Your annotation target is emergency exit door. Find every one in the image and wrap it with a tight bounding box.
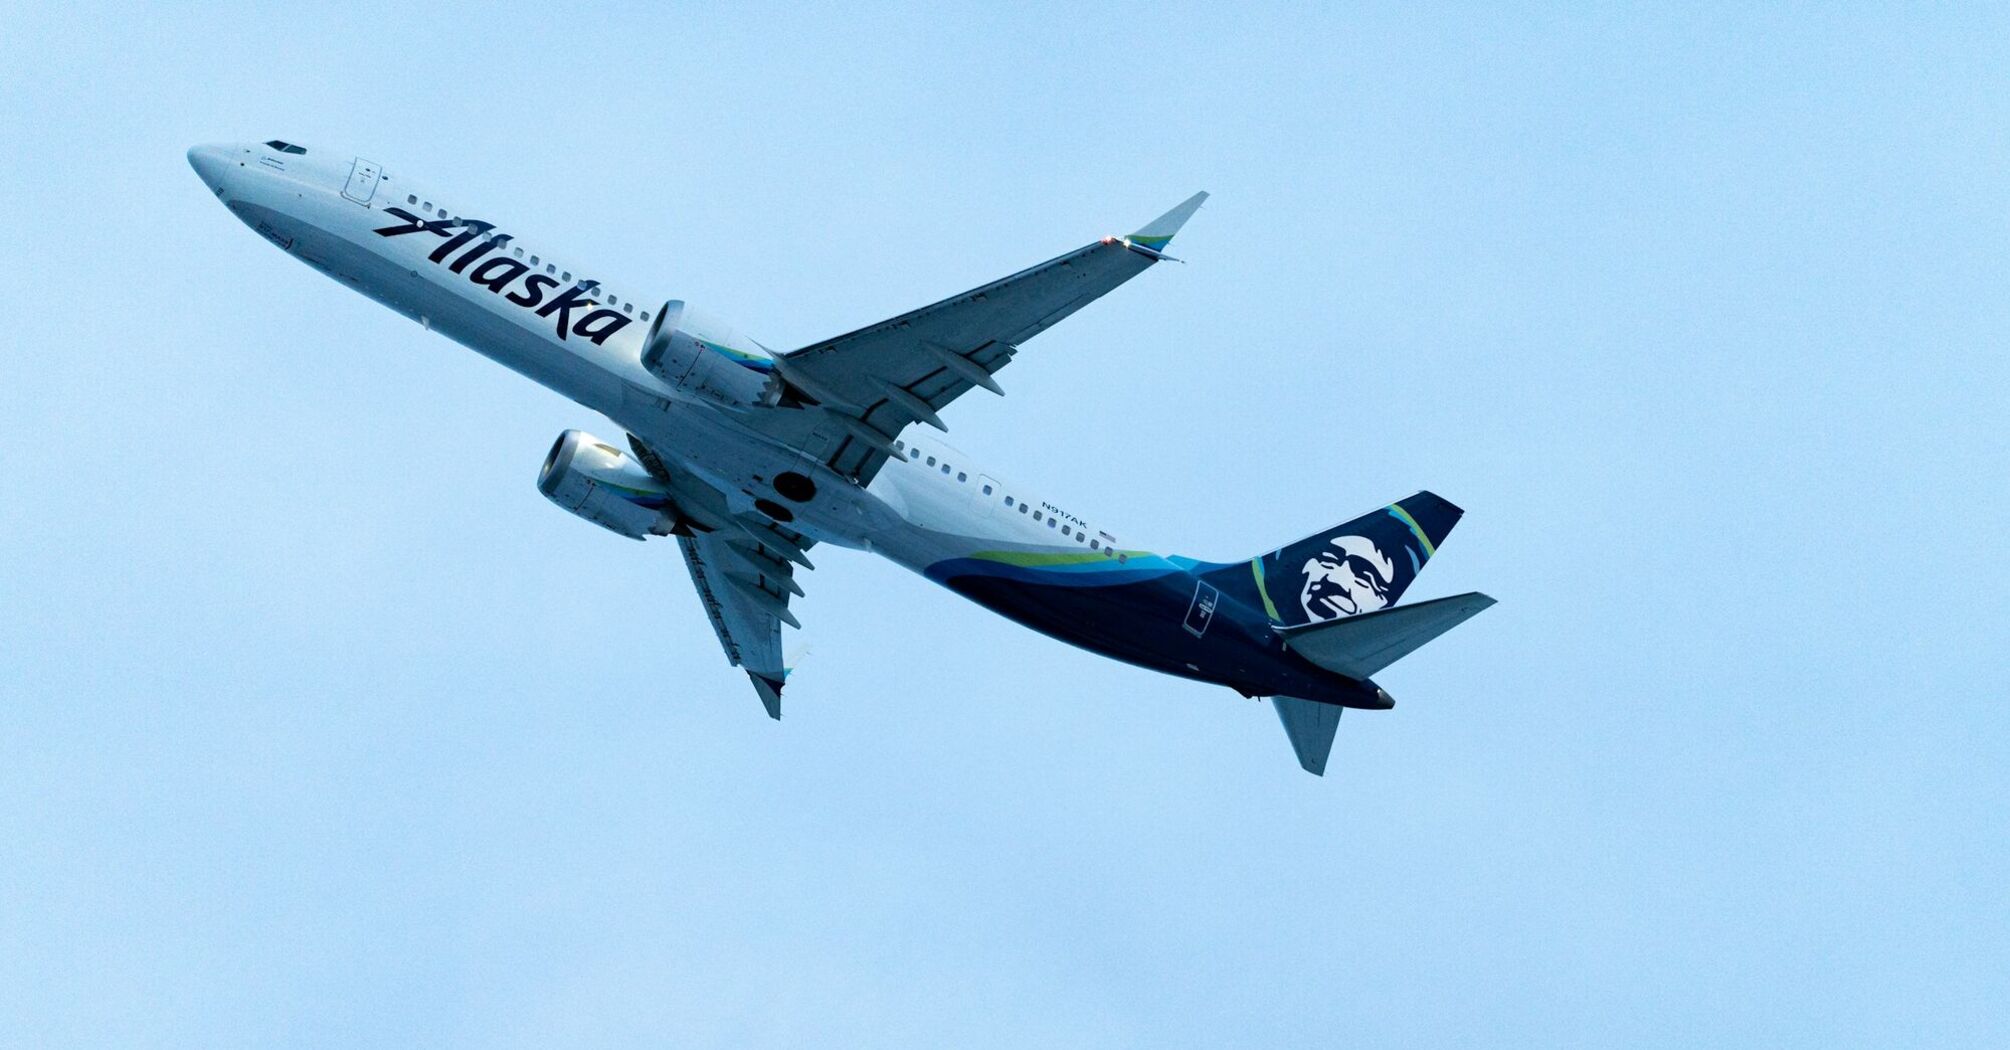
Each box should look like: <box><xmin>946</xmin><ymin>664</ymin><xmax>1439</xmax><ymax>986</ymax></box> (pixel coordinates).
<box><xmin>342</xmin><ymin>158</ymin><xmax>381</xmax><ymax>204</ymax></box>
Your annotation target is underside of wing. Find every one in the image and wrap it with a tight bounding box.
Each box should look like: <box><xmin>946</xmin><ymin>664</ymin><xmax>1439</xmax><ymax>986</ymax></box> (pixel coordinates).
<box><xmin>626</xmin><ymin>434</ymin><xmax>812</xmax><ymax>720</ymax></box>
<box><xmin>765</xmin><ymin>192</ymin><xmax>1207</xmax><ymax>484</ymax></box>
<box><xmin>676</xmin><ymin>529</ymin><xmax>802</xmax><ymax>718</ymax></box>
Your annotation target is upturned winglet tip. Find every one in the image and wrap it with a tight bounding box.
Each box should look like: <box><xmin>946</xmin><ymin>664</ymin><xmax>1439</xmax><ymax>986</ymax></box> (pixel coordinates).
<box><xmin>749</xmin><ymin>672</ymin><xmax>785</xmax><ymax>720</ymax></box>
<box><xmin>1127</xmin><ymin>191</ymin><xmax>1209</xmax><ymax>251</ymax></box>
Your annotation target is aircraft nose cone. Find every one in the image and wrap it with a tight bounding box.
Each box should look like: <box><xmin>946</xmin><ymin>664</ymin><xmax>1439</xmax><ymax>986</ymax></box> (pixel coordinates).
<box><xmin>187</xmin><ymin>144</ymin><xmax>234</xmax><ymax>194</ymax></box>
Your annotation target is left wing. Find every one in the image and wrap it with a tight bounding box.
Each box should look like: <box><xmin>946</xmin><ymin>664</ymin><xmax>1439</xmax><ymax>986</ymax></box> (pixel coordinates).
<box><xmin>676</xmin><ymin>528</ymin><xmax>804</xmax><ymax>719</ymax></box>
<box><xmin>765</xmin><ymin>192</ymin><xmax>1208</xmax><ymax>484</ymax></box>
<box><xmin>629</xmin><ymin>434</ymin><xmax>810</xmax><ymax>719</ymax></box>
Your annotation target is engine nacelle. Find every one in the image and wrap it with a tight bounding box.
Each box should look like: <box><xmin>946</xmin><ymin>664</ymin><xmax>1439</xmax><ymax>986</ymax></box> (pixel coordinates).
<box><xmin>536</xmin><ymin>430</ymin><xmax>677</xmax><ymax>540</ymax></box>
<box><xmin>640</xmin><ymin>300</ymin><xmax>777</xmax><ymax>410</ymax></box>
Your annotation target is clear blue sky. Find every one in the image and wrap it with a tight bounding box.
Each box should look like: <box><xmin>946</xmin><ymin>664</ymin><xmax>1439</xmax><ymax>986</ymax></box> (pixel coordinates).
<box><xmin>3</xmin><ymin>3</ymin><xmax>2005</xmax><ymax>1045</ymax></box>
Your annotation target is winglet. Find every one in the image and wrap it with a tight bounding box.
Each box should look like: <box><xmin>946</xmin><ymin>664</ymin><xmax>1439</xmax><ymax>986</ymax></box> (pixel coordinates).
<box><xmin>1125</xmin><ymin>191</ymin><xmax>1209</xmax><ymax>254</ymax></box>
<box><xmin>748</xmin><ymin>672</ymin><xmax>784</xmax><ymax>720</ymax></box>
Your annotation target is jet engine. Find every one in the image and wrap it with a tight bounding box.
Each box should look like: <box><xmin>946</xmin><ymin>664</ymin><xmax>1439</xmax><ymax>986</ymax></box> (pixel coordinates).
<box><xmin>640</xmin><ymin>300</ymin><xmax>777</xmax><ymax>410</ymax></box>
<box><xmin>536</xmin><ymin>429</ymin><xmax>678</xmax><ymax>540</ymax></box>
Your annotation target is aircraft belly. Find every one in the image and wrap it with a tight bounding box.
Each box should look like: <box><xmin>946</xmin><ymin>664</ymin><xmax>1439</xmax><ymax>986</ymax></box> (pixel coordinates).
<box><xmin>927</xmin><ymin>560</ymin><xmax>1368</xmax><ymax>706</ymax></box>
<box><xmin>613</xmin><ymin>399</ymin><xmax>893</xmax><ymax>552</ymax></box>
<box><xmin>235</xmin><ymin>201</ymin><xmax>625</xmax><ymax>412</ymax></box>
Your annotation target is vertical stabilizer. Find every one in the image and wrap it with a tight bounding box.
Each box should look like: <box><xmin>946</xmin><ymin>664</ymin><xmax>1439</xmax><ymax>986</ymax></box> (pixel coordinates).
<box><xmin>1197</xmin><ymin>492</ymin><xmax>1464</xmax><ymax>628</ymax></box>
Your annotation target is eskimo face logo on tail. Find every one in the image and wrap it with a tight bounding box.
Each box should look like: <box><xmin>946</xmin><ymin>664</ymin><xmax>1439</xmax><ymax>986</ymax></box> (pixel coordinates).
<box><xmin>1298</xmin><ymin>535</ymin><xmax>1394</xmax><ymax>621</ymax></box>
<box><xmin>372</xmin><ymin>208</ymin><xmax>634</xmax><ymax>346</ymax></box>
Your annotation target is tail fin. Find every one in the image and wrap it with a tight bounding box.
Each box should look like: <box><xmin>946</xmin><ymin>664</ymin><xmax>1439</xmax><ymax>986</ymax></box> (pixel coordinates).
<box><xmin>1198</xmin><ymin>491</ymin><xmax>1464</xmax><ymax>628</ymax></box>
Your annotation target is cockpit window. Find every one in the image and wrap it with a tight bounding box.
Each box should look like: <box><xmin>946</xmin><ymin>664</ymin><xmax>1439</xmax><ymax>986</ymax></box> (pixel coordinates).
<box><xmin>263</xmin><ymin>140</ymin><xmax>307</xmax><ymax>155</ymax></box>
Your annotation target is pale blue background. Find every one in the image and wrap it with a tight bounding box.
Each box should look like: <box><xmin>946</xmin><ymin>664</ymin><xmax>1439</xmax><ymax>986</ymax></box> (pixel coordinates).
<box><xmin>3</xmin><ymin>3</ymin><xmax>2005</xmax><ymax>1046</ymax></box>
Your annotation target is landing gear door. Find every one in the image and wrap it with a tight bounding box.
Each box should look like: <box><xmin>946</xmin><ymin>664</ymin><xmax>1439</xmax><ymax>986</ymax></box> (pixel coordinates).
<box><xmin>342</xmin><ymin>158</ymin><xmax>382</xmax><ymax>205</ymax></box>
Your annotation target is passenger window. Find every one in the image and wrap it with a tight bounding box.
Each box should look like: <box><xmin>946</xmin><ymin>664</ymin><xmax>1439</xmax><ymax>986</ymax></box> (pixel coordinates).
<box><xmin>1061</xmin><ymin>526</ymin><xmax>1071</xmax><ymax>537</ymax></box>
<box><xmin>982</xmin><ymin>485</ymin><xmax>993</xmax><ymax>495</ymax></box>
<box><xmin>1032</xmin><ymin>511</ymin><xmax>1042</xmax><ymax>521</ymax></box>
<box><xmin>406</xmin><ymin>194</ymin><xmax>417</xmax><ymax>205</ymax></box>
<box><xmin>1048</xmin><ymin>518</ymin><xmax>1058</xmax><ymax>529</ymax></box>
<box><xmin>1002</xmin><ymin>495</ymin><xmax>1012</xmax><ymax>506</ymax></box>
<box><xmin>1089</xmin><ymin>539</ymin><xmax>1099</xmax><ymax>550</ymax></box>
<box><xmin>1118</xmin><ymin>554</ymin><xmax>1129</xmax><ymax>563</ymax></box>
<box><xmin>1019</xmin><ymin>503</ymin><xmax>1029</xmax><ymax>514</ymax></box>
<box><xmin>562</xmin><ymin>272</ymin><xmax>571</xmax><ymax>282</ymax></box>
<box><xmin>957</xmin><ymin>472</ymin><xmax>967</xmax><ymax>482</ymax></box>
<box><xmin>940</xmin><ymin>464</ymin><xmax>950</xmax><ymax>475</ymax></box>
<box><xmin>546</xmin><ymin>264</ymin><xmax>557</xmax><ymax>275</ymax></box>
<box><xmin>926</xmin><ymin>456</ymin><xmax>936</xmax><ymax>466</ymax></box>
<box><xmin>437</xmin><ymin>209</ymin><xmax>447</xmax><ymax>219</ymax></box>
<box><xmin>530</xmin><ymin>256</ymin><xmax>540</xmax><ymax>266</ymax></box>
<box><xmin>422</xmin><ymin>201</ymin><xmax>432</xmax><ymax>211</ymax></box>
<box><xmin>641</xmin><ymin>310</ymin><xmax>650</xmax><ymax>321</ymax></box>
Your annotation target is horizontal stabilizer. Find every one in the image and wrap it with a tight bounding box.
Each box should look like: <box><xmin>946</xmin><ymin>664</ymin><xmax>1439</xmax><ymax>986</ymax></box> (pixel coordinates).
<box><xmin>1273</xmin><ymin>697</ymin><xmax>1342</xmax><ymax>775</ymax></box>
<box><xmin>1277</xmin><ymin>592</ymin><xmax>1496</xmax><ymax>680</ymax></box>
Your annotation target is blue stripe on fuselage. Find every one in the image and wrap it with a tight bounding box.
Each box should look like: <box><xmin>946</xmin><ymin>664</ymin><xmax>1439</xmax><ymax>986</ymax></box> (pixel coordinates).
<box><xmin>926</xmin><ymin>557</ymin><xmax>1382</xmax><ymax>707</ymax></box>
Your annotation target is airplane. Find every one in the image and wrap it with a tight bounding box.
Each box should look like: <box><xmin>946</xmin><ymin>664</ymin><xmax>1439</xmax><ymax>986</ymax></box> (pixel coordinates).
<box><xmin>187</xmin><ymin>139</ymin><xmax>1494</xmax><ymax>775</ymax></box>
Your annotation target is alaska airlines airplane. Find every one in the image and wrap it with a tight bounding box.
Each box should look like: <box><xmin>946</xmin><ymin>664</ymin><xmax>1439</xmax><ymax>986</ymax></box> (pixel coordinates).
<box><xmin>188</xmin><ymin>139</ymin><xmax>1493</xmax><ymax>775</ymax></box>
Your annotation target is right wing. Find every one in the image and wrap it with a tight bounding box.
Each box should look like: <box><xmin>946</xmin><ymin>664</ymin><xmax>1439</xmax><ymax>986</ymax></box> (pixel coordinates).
<box><xmin>764</xmin><ymin>192</ymin><xmax>1208</xmax><ymax>485</ymax></box>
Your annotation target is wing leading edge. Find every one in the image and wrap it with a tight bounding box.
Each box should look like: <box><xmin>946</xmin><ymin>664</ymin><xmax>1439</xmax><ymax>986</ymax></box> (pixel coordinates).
<box><xmin>765</xmin><ymin>192</ymin><xmax>1208</xmax><ymax>484</ymax></box>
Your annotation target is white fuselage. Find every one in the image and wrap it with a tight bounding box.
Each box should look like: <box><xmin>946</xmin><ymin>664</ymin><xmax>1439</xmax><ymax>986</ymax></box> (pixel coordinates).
<box><xmin>187</xmin><ymin>143</ymin><xmax>1135</xmax><ymax>576</ymax></box>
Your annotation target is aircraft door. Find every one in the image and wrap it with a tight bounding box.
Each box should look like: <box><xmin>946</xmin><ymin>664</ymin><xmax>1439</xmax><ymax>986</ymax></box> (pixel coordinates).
<box><xmin>970</xmin><ymin>474</ymin><xmax>1003</xmax><ymax>519</ymax></box>
<box><xmin>342</xmin><ymin>158</ymin><xmax>382</xmax><ymax>204</ymax></box>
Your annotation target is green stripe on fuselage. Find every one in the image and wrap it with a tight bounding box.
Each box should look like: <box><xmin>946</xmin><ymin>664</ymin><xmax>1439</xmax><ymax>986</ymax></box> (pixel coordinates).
<box><xmin>969</xmin><ymin>549</ymin><xmax>1151</xmax><ymax>569</ymax></box>
<box><xmin>1250</xmin><ymin>557</ymin><xmax>1282</xmax><ymax>621</ymax></box>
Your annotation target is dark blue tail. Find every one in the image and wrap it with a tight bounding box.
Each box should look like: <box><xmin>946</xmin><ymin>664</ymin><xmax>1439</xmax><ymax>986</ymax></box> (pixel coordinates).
<box><xmin>1194</xmin><ymin>492</ymin><xmax>1464</xmax><ymax>627</ymax></box>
